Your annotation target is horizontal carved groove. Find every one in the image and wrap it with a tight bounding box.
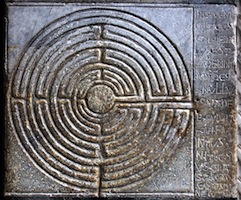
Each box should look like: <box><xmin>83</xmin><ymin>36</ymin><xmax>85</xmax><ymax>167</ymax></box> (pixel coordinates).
<box><xmin>9</xmin><ymin>8</ymin><xmax>192</xmax><ymax>192</ymax></box>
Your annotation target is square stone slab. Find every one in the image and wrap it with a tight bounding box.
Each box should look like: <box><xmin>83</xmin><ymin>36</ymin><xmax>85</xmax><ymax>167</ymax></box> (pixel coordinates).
<box><xmin>4</xmin><ymin>1</ymin><xmax>238</xmax><ymax>199</ymax></box>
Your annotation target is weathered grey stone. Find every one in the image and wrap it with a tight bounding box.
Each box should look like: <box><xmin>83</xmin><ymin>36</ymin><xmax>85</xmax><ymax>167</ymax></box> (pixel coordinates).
<box><xmin>194</xmin><ymin>5</ymin><xmax>237</xmax><ymax>198</ymax></box>
<box><xmin>4</xmin><ymin>1</ymin><xmax>238</xmax><ymax>199</ymax></box>
<box><xmin>4</xmin><ymin>0</ymin><xmax>239</xmax><ymax>4</ymax></box>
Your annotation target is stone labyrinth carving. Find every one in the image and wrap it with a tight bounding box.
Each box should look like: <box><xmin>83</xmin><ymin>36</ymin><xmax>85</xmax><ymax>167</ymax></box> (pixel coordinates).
<box><xmin>9</xmin><ymin>8</ymin><xmax>193</xmax><ymax>193</ymax></box>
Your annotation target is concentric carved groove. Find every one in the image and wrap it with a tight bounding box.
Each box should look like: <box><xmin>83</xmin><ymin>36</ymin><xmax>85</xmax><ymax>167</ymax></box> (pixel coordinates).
<box><xmin>8</xmin><ymin>8</ymin><xmax>192</xmax><ymax>195</ymax></box>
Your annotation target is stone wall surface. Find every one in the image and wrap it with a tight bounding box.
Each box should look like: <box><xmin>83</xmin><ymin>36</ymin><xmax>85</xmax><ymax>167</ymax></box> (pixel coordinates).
<box><xmin>4</xmin><ymin>0</ymin><xmax>239</xmax><ymax>199</ymax></box>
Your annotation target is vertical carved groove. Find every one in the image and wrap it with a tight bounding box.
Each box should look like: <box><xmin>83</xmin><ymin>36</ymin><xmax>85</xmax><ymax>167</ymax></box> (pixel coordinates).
<box><xmin>7</xmin><ymin>8</ymin><xmax>193</xmax><ymax>196</ymax></box>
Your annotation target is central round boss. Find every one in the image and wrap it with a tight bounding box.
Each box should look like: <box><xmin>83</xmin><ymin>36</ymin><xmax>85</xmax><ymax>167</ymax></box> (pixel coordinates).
<box><xmin>9</xmin><ymin>7</ymin><xmax>192</xmax><ymax>193</ymax></box>
<box><xmin>86</xmin><ymin>84</ymin><xmax>115</xmax><ymax>114</ymax></box>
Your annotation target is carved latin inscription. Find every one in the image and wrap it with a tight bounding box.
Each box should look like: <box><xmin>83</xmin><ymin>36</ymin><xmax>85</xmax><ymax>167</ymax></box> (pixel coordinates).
<box><xmin>194</xmin><ymin>6</ymin><xmax>236</xmax><ymax>197</ymax></box>
<box><xmin>6</xmin><ymin>4</ymin><xmax>237</xmax><ymax>198</ymax></box>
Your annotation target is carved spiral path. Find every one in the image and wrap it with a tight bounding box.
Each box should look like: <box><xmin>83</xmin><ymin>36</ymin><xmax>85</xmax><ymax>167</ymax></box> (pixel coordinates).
<box><xmin>9</xmin><ymin>8</ymin><xmax>193</xmax><ymax>195</ymax></box>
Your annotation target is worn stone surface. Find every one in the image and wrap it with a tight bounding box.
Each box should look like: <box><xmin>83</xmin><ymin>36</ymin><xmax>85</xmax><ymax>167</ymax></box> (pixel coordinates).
<box><xmin>4</xmin><ymin>2</ymin><xmax>237</xmax><ymax>199</ymax></box>
<box><xmin>236</xmin><ymin>1</ymin><xmax>241</xmax><ymax>200</ymax></box>
<box><xmin>194</xmin><ymin>5</ymin><xmax>237</xmax><ymax>198</ymax></box>
<box><xmin>4</xmin><ymin>0</ymin><xmax>239</xmax><ymax>4</ymax></box>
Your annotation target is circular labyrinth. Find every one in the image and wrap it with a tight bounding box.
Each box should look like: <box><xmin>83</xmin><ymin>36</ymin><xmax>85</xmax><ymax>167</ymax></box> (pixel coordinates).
<box><xmin>9</xmin><ymin>8</ymin><xmax>192</xmax><ymax>194</ymax></box>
